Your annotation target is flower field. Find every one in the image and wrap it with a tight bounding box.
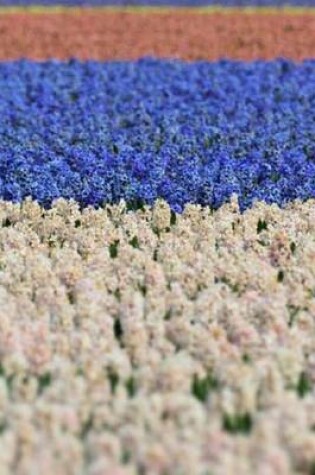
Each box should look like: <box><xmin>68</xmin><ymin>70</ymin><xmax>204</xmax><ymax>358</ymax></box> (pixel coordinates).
<box><xmin>0</xmin><ymin>2</ymin><xmax>315</xmax><ymax>475</ymax></box>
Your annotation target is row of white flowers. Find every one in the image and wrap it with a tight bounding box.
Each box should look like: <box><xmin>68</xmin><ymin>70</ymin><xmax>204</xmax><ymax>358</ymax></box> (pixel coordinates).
<box><xmin>0</xmin><ymin>196</ymin><xmax>314</xmax><ymax>474</ymax></box>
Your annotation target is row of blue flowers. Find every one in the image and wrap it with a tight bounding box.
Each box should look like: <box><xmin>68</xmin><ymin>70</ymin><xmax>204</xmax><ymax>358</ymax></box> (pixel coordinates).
<box><xmin>0</xmin><ymin>58</ymin><xmax>314</xmax><ymax>212</ymax></box>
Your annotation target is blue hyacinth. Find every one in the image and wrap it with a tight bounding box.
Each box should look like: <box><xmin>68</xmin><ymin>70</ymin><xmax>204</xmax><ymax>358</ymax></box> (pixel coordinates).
<box><xmin>0</xmin><ymin>58</ymin><xmax>314</xmax><ymax>212</ymax></box>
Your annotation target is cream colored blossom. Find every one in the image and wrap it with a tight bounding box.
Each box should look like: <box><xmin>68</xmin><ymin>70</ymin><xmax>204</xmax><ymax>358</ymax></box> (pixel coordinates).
<box><xmin>0</xmin><ymin>198</ymin><xmax>314</xmax><ymax>474</ymax></box>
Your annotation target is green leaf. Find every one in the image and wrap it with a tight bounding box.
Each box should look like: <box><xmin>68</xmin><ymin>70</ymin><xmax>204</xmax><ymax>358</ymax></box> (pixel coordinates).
<box><xmin>170</xmin><ymin>211</ymin><xmax>177</xmax><ymax>226</ymax></box>
<box><xmin>192</xmin><ymin>373</ymin><xmax>219</xmax><ymax>402</ymax></box>
<box><xmin>113</xmin><ymin>318</ymin><xmax>123</xmax><ymax>341</ymax></box>
<box><xmin>277</xmin><ymin>270</ymin><xmax>284</xmax><ymax>283</ymax></box>
<box><xmin>125</xmin><ymin>376</ymin><xmax>136</xmax><ymax>397</ymax></box>
<box><xmin>129</xmin><ymin>236</ymin><xmax>140</xmax><ymax>249</ymax></box>
<box><xmin>38</xmin><ymin>372</ymin><xmax>52</xmax><ymax>394</ymax></box>
<box><xmin>223</xmin><ymin>413</ymin><xmax>253</xmax><ymax>434</ymax></box>
<box><xmin>257</xmin><ymin>218</ymin><xmax>267</xmax><ymax>234</ymax></box>
<box><xmin>109</xmin><ymin>240</ymin><xmax>120</xmax><ymax>258</ymax></box>
<box><xmin>297</xmin><ymin>372</ymin><xmax>312</xmax><ymax>398</ymax></box>
<box><xmin>108</xmin><ymin>370</ymin><xmax>119</xmax><ymax>395</ymax></box>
